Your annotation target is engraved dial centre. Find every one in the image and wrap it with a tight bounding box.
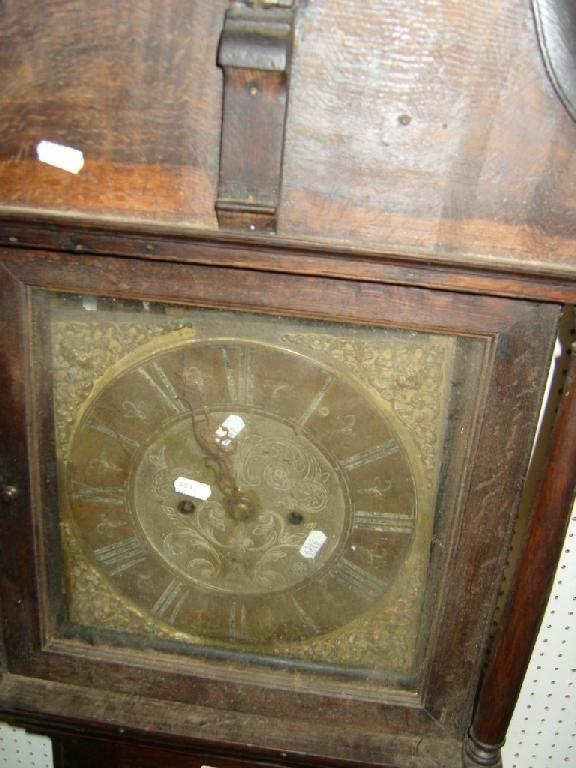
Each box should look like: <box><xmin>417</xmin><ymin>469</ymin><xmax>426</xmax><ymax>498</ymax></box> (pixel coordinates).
<box><xmin>131</xmin><ymin>409</ymin><xmax>349</xmax><ymax>595</ymax></box>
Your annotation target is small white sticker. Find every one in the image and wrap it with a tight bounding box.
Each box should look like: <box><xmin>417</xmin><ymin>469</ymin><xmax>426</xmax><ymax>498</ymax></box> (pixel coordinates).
<box><xmin>36</xmin><ymin>140</ymin><xmax>85</xmax><ymax>174</ymax></box>
<box><xmin>174</xmin><ymin>476</ymin><xmax>211</xmax><ymax>501</ymax></box>
<box><xmin>299</xmin><ymin>530</ymin><xmax>327</xmax><ymax>560</ymax></box>
<box><xmin>215</xmin><ymin>414</ymin><xmax>245</xmax><ymax>446</ymax></box>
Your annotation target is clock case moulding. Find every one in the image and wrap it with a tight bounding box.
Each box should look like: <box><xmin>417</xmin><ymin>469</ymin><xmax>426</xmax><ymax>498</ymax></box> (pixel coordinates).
<box><xmin>0</xmin><ymin>242</ymin><xmax>567</xmax><ymax>768</ymax></box>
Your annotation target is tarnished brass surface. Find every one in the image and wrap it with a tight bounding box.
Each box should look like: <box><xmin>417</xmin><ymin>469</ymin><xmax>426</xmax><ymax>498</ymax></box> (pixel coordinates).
<box><xmin>48</xmin><ymin>297</ymin><xmax>456</xmax><ymax>679</ymax></box>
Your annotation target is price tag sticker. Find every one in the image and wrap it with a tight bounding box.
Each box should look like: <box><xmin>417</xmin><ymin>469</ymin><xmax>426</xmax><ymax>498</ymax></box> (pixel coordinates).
<box><xmin>300</xmin><ymin>530</ymin><xmax>327</xmax><ymax>560</ymax></box>
<box><xmin>174</xmin><ymin>476</ymin><xmax>212</xmax><ymax>501</ymax></box>
<box><xmin>36</xmin><ymin>140</ymin><xmax>85</xmax><ymax>174</ymax></box>
<box><xmin>215</xmin><ymin>414</ymin><xmax>246</xmax><ymax>446</ymax></box>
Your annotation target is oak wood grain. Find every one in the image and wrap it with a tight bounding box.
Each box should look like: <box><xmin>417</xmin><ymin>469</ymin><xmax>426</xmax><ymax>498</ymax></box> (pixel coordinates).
<box><xmin>0</xmin><ymin>673</ymin><xmax>462</xmax><ymax>768</ymax></box>
<box><xmin>1</xmin><ymin>213</ymin><xmax>576</xmax><ymax>304</ymax></box>
<box><xmin>0</xmin><ymin>247</ymin><xmax>549</xmax><ymax>336</ymax></box>
<box><xmin>0</xmin><ymin>1</ymin><xmax>575</xmax><ymax>274</ymax></box>
<box><xmin>0</xmin><ymin>248</ymin><xmax>560</xmax><ymax>768</ymax></box>
<box><xmin>469</xmin><ymin>344</ymin><xmax>576</xmax><ymax>749</ymax></box>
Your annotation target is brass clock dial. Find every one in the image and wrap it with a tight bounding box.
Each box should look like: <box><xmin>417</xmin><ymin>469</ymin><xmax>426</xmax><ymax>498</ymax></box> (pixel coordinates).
<box><xmin>66</xmin><ymin>334</ymin><xmax>419</xmax><ymax>645</ymax></box>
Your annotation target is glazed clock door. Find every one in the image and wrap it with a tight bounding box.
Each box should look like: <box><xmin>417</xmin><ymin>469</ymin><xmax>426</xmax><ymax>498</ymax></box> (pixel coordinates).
<box><xmin>0</xmin><ymin>249</ymin><xmax>559</xmax><ymax>767</ymax></box>
<box><xmin>51</xmin><ymin>298</ymin><xmax>440</xmax><ymax>681</ymax></box>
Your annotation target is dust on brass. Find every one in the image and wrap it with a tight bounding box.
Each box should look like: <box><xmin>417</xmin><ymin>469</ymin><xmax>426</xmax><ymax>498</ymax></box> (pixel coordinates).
<box><xmin>47</xmin><ymin>296</ymin><xmax>455</xmax><ymax>678</ymax></box>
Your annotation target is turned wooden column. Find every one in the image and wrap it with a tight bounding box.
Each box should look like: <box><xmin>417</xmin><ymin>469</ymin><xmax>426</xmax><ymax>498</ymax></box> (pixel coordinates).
<box><xmin>464</xmin><ymin>343</ymin><xmax>576</xmax><ymax>766</ymax></box>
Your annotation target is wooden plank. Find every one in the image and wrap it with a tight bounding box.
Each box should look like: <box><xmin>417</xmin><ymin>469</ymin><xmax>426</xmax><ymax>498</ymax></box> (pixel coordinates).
<box><xmin>0</xmin><ymin>1</ymin><xmax>574</xmax><ymax>273</ymax></box>
<box><xmin>0</xmin><ymin>248</ymin><xmax>545</xmax><ymax>336</ymax></box>
<box><xmin>421</xmin><ymin>302</ymin><xmax>561</xmax><ymax>734</ymax></box>
<box><xmin>0</xmin><ymin>674</ymin><xmax>462</xmax><ymax>768</ymax></box>
<box><xmin>1</xmin><ymin>215</ymin><xmax>575</xmax><ymax>304</ymax></box>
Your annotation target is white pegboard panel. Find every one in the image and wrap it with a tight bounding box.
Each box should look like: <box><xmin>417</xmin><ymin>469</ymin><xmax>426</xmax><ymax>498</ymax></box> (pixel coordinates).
<box><xmin>0</xmin><ymin>724</ymin><xmax>52</xmax><ymax>768</ymax></box>
<box><xmin>502</xmin><ymin>503</ymin><xmax>576</xmax><ymax>768</ymax></box>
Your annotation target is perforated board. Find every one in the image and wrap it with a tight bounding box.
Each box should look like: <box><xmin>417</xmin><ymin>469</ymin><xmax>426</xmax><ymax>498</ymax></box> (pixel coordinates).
<box><xmin>0</xmin><ymin>724</ymin><xmax>52</xmax><ymax>768</ymax></box>
<box><xmin>502</xmin><ymin>503</ymin><xmax>576</xmax><ymax>767</ymax></box>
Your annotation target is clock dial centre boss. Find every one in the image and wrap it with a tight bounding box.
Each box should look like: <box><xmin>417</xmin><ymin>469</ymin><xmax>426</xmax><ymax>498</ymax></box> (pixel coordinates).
<box><xmin>55</xmin><ymin>302</ymin><xmax>451</xmax><ymax>671</ymax></box>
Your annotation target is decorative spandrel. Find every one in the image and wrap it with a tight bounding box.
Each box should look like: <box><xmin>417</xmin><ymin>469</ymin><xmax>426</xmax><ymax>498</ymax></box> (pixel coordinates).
<box><xmin>44</xmin><ymin>295</ymin><xmax>460</xmax><ymax>682</ymax></box>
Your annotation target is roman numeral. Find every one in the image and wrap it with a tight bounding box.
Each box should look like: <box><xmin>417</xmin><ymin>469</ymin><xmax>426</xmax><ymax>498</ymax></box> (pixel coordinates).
<box><xmin>138</xmin><ymin>361</ymin><xmax>186</xmax><ymax>414</ymax></box>
<box><xmin>340</xmin><ymin>439</ymin><xmax>399</xmax><ymax>472</ymax></box>
<box><xmin>93</xmin><ymin>536</ymin><xmax>147</xmax><ymax>575</ymax></box>
<box><xmin>292</xmin><ymin>597</ymin><xmax>320</xmax><ymax>634</ymax></box>
<box><xmin>72</xmin><ymin>485</ymin><xmax>126</xmax><ymax>506</ymax></box>
<box><xmin>332</xmin><ymin>558</ymin><xmax>384</xmax><ymax>600</ymax></box>
<box><xmin>89</xmin><ymin>422</ymin><xmax>140</xmax><ymax>450</ymax></box>
<box><xmin>151</xmin><ymin>579</ymin><xmax>188</xmax><ymax>623</ymax></box>
<box><xmin>353</xmin><ymin>510</ymin><xmax>413</xmax><ymax>533</ymax></box>
<box><xmin>222</xmin><ymin>347</ymin><xmax>254</xmax><ymax>405</ymax></box>
<box><xmin>228</xmin><ymin>599</ymin><xmax>247</xmax><ymax>641</ymax></box>
<box><xmin>296</xmin><ymin>376</ymin><xmax>334</xmax><ymax>430</ymax></box>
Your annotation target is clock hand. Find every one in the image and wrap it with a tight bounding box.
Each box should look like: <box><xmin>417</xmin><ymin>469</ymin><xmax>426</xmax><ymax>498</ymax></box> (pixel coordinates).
<box><xmin>192</xmin><ymin>407</ymin><xmax>239</xmax><ymax>497</ymax></box>
<box><xmin>191</xmin><ymin>408</ymin><xmax>259</xmax><ymax>522</ymax></box>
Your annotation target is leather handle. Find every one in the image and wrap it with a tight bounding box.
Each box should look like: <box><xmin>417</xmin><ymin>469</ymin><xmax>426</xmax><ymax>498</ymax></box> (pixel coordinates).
<box><xmin>216</xmin><ymin>1</ymin><xmax>298</xmax><ymax>234</ymax></box>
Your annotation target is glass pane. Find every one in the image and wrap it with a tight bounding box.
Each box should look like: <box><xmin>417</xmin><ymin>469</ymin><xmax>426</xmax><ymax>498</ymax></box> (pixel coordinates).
<box><xmin>36</xmin><ymin>291</ymin><xmax>481</xmax><ymax>690</ymax></box>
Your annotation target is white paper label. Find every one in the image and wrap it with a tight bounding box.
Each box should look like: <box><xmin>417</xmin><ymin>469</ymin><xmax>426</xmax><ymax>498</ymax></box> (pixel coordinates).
<box><xmin>299</xmin><ymin>530</ymin><xmax>327</xmax><ymax>560</ymax></box>
<box><xmin>173</xmin><ymin>476</ymin><xmax>211</xmax><ymax>501</ymax></box>
<box><xmin>36</xmin><ymin>140</ymin><xmax>85</xmax><ymax>174</ymax></box>
<box><xmin>215</xmin><ymin>414</ymin><xmax>245</xmax><ymax>446</ymax></box>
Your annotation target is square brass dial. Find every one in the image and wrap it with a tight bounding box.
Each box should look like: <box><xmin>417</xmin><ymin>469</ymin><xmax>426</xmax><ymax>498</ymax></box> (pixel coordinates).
<box><xmin>44</xmin><ymin>292</ymin><xmax>465</xmax><ymax>688</ymax></box>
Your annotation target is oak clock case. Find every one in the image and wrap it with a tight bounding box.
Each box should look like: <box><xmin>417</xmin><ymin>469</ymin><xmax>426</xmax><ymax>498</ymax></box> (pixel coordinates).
<box><xmin>0</xmin><ymin>250</ymin><xmax>560</xmax><ymax>768</ymax></box>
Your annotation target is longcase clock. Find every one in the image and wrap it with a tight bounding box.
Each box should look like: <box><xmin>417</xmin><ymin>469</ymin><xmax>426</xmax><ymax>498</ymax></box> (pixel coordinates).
<box><xmin>1</xmin><ymin>0</ymin><xmax>576</xmax><ymax>767</ymax></box>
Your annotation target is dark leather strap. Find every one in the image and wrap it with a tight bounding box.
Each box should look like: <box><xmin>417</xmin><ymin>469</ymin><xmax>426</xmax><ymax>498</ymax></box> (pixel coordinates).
<box><xmin>533</xmin><ymin>0</ymin><xmax>576</xmax><ymax>121</ymax></box>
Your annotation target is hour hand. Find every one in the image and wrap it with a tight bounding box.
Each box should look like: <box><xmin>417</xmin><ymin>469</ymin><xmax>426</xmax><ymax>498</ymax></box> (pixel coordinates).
<box><xmin>192</xmin><ymin>408</ymin><xmax>239</xmax><ymax>497</ymax></box>
<box><xmin>191</xmin><ymin>409</ymin><xmax>259</xmax><ymax>522</ymax></box>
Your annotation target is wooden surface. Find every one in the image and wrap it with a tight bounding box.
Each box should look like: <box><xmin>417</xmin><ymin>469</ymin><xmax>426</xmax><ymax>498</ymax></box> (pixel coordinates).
<box><xmin>0</xmin><ymin>6</ymin><xmax>573</xmax><ymax>762</ymax></box>
<box><xmin>0</xmin><ymin>0</ymin><xmax>575</xmax><ymax>276</ymax></box>
<box><xmin>0</xmin><ymin>673</ymin><xmax>462</xmax><ymax>768</ymax></box>
<box><xmin>0</xmin><ymin>246</ymin><xmax>560</xmax><ymax>767</ymax></box>
<box><xmin>1</xmin><ymin>213</ymin><xmax>576</xmax><ymax>305</ymax></box>
<box><xmin>47</xmin><ymin>731</ymin><xmax>453</xmax><ymax>768</ymax></box>
<box><xmin>216</xmin><ymin>5</ymin><xmax>294</xmax><ymax>233</ymax></box>
<box><xmin>0</xmin><ymin>0</ymin><xmax>224</xmax><ymax>220</ymax></box>
<box><xmin>468</xmin><ymin>344</ymin><xmax>576</xmax><ymax>754</ymax></box>
<box><xmin>52</xmin><ymin>736</ymin><xmax>292</xmax><ymax>768</ymax></box>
